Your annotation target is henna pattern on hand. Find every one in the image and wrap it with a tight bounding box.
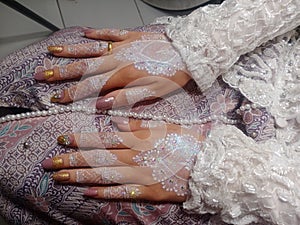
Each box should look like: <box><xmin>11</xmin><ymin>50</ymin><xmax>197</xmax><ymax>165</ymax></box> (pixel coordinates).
<box><xmin>125</xmin><ymin>88</ymin><xmax>156</xmax><ymax>105</ymax></box>
<box><xmin>115</xmin><ymin>40</ymin><xmax>185</xmax><ymax>76</ymax></box>
<box><xmin>75</xmin><ymin>168</ymin><xmax>122</xmax><ymax>184</ymax></box>
<box><xmin>133</xmin><ymin>133</ymin><xmax>201</xmax><ymax>196</ymax></box>
<box><xmin>103</xmin><ymin>185</ymin><xmax>141</xmax><ymax>199</ymax></box>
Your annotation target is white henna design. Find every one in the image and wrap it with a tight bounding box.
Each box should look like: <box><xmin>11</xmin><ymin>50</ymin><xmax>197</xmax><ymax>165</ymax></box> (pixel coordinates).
<box><xmin>133</xmin><ymin>133</ymin><xmax>201</xmax><ymax>196</ymax></box>
<box><xmin>103</xmin><ymin>185</ymin><xmax>141</xmax><ymax>199</ymax></box>
<box><xmin>115</xmin><ymin>40</ymin><xmax>185</xmax><ymax>76</ymax></box>
<box><xmin>125</xmin><ymin>88</ymin><xmax>155</xmax><ymax>105</ymax></box>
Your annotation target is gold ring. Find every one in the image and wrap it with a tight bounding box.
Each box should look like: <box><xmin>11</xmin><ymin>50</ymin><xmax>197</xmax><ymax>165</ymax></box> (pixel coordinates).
<box><xmin>107</xmin><ymin>41</ymin><xmax>113</xmax><ymax>54</ymax></box>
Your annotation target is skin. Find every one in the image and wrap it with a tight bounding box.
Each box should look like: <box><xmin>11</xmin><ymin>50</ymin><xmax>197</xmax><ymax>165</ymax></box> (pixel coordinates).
<box><xmin>38</xmin><ymin>28</ymin><xmax>205</xmax><ymax>202</ymax></box>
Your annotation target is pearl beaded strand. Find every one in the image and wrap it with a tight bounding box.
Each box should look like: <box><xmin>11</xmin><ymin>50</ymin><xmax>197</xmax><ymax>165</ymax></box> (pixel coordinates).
<box><xmin>0</xmin><ymin>106</ymin><xmax>238</xmax><ymax>126</ymax></box>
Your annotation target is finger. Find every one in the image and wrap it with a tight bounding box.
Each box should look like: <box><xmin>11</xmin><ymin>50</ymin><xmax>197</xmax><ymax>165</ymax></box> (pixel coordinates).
<box><xmin>111</xmin><ymin>117</ymin><xmax>166</xmax><ymax>132</ymax></box>
<box><xmin>84</xmin><ymin>28</ymin><xmax>130</xmax><ymax>42</ymax></box>
<box><xmin>56</xmin><ymin>132</ymin><xmax>126</xmax><ymax>148</ymax></box>
<box><xmin>96</xmin><ymin>85</ymin><xmax>157</xmax><ymax>111</ymax></box>
<box><xmin>35</xmin><ymin>55</ymin><xmax>116</xmax><ymax>82</ymax></box>
<box><xmin>50</xmin><ymin>65</ymin><xmax>147</xmax><ymax>103</ymax></box>
<box><xmin>52</xmin><ymin>166</ymin><xmax>155</xmax><ymax>185</ymax></box>
<box><xmin>41</xmin><ymin>149</ymin><xmax>138</xmax><ymax>170</ymax></box>
<box><xmin>95</xmin><ymin>74</ymin><xmax>190</xmax><ymax>111</ymax></box>
<box><xmin>55</xmin><ymin>130</ymin><xmax>154</xmax><ymax>150</ymax></box>
<box><xmin>50</xmin><ymin>73</ymin><xmax>112</xmax><ymax>103</ymax></box>
<box><xmin>84</xmin><ymin>184</ymin><xmax>186</xmax><ymax>202</ymax></box>
<box><xmin>47</xmin><ymin>41</ymin><xmax>108</xmax><ymax>58</ymax></box>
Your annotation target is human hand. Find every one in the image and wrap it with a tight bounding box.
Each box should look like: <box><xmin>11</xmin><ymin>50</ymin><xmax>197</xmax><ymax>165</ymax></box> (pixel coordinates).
<box><xmin>41</xmin><ymin>118</ymin><xmax>209</xmax><ymax>202</ymax></box>
<box><xmin>34</xmin><ymin>29</ymin><xmax>191</xmax><ymax>110</ymax></box>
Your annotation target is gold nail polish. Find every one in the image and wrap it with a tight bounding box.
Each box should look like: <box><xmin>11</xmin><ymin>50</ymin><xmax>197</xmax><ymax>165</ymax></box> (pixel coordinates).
<box><xmin>48</xmin><ymin>46</ymin><xmax>63</xmax><ymax>53</ymax></box>
<box><xmin>53</xmin><ymin>172</ymin><xmax>70</xmax><ymax>181</ymax></box>
<box><xmin>51</xmin><ymin>93</ymin><xmax>61</xmax><ymax>103</ymax></box>
<box><xmin>57</xmin><ymin>135</ymin><xmax>71</xmax><ymax>145</ymax></box>
<box><xmin>44</xmin><ymin>70</ymin><xmax>54</xmax><ymax>79</ymax></box>
<box><xmin>52</xmin><ymin>156</ymin><xmax>63</xmax><ymax>169</ymax></box>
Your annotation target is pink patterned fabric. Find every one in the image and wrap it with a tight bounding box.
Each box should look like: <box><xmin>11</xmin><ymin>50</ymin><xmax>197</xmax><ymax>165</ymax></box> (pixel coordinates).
<box><xmin>0</xmin><ymin>26</ymin><xmax>274</xmax><ymax>224</ymax></box>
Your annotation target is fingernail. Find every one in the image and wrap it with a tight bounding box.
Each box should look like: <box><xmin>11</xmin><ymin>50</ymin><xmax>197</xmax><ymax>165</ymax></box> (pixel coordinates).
<box><xmin>96</xmin><ymin>97</ymin><xmax>115</xmax><ymax>110</ymax></box>
<box><xmin>34</xmin><ymin>69</ymin><xmax>54</xmax><ymax>81</ymax></box>
<box><xmin>83</xmin><ymin>189</ymin><xmax>98</xmax><ymax>196</ymax></box>
<box><xmin>53</xmin><ymin>172</ymin><xmax>70</xmax><ymax>181</ymax></box>
<box><xmin>48</xmin><ymin>46</ymin><xmax>63</xmax><ymax>53</ymax></box>
<box><xmin>50</xmin><ymin>91</ymin><xmax>64</xmax><ymax>103</ymax></box>
<box><xmin>111</xmin><ymin>116</ymin><xmax>129</xmax><ymax>125</ymax></box>
<box><xmin>57</xmin><ymin>134</ymin><xmax>72</xmax><ymax>146</ymax></box>
<box><xmin>84</xmin><ymin>29</ymin><xmax>94</xmax><ymax>35</ymax></box>
<box><xmin>52</xmin><ymin>156</ymin><xmax>64</xmax><ymax>169</ymax></box>
<box><xmin>42</xmin><ymin>158</ymin><xmax>54</xmax><ymax>169</ymax></box>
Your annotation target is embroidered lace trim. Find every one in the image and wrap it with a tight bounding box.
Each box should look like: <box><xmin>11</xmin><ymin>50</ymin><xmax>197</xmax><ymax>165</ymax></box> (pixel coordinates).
<box><xmin>185</xmin><ymin>125</ymin><xmax>300</xmax><ymax>224</ymax></box>
<box><xmin>166</xmin><ymin>0</ymin><xmax>300</xmax><ymax>91</ymax></box>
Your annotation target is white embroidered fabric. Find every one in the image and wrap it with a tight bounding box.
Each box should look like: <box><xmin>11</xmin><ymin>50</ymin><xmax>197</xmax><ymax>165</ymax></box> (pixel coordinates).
<box><xmin>184</xmin><ymin>125</ymin><xmax>300</xmax><ymax>225</ymax></box>
<box><xmin>161</xmin><ymin>0</ymin><xmax>300</xmax><ymax>224</ymax></box>
<box><xmin>165</xmin><ymin>0</ymin><xmax>300</xmax><ymax>92</ymax></box>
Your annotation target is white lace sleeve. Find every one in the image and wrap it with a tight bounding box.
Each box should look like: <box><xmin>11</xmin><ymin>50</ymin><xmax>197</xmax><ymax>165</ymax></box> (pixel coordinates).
<box><xmin>184</xmin><ymin>125</ymin><xmax>300</xmax><ymax>225</ymax></box>
<box><xmin>166</xmin><ymin>0</ymin><xmax>300</xmax><ymax>91</ymax></box>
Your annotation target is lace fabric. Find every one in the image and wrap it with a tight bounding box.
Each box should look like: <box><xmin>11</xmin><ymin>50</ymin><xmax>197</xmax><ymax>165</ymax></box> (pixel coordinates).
<box><xmin>165</xmin><ymin>0</ymin><xmax>300</xmax><ymax>92</ymax></box>
<box><xmin>185</xmin><ymin>125</ymin><xmax>300</xmax><ymax>225</ymax></box>
<box><xmin>163</xmin><ymin>1</ymin><xmax>300</xmax><ymax>224</ymax></box>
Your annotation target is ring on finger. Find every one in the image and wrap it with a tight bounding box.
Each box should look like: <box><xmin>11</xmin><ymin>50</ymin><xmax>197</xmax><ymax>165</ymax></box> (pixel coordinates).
<box><xmin>107</xmin><ymin>41</ymin><xmax>113</xmax><ymax>54</ymax></box>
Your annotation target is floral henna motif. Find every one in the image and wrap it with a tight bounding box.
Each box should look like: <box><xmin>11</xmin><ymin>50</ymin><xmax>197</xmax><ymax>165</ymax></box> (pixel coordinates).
<box><xmin>133</xmin><ymin>133</ymin><xmax>201</xmax><ymax>196</ymax></box>
<box><xmin>67</xmin><ymin>42</ymin><xmax>106</xmax><ymax>56</ymax></box>
<box><xmin>140</xmin><ymin>120</ymin><xmax>164</xmax><ymax>128</ymax></box>
<box><xmin>115</xmin><ymin>40</ymin><xmax>185</xmax><ymax>76</ymax></box>
<box><xmin>59</xmin><ymin>61</ymin><xmax>88</xmax><ymax>79</ymax></box>
<box><xmin>66</xmin><ymin>74</ymin><xmax>111</xmax><ymax>100</ymax></box>
<box><xmin>75</xmin><ymin>168</ymin><xmax>122</xmax><ymax>184</ymax></box>
<box><xmin>77</xmin><ymin>132</ymin><xmax>123</xmax><ymax>149</ymax></box>
<box><xmin>125</xmin><ymin>88</ymin><xmax>156</xmax><ymax>105</ymax></box>
<box><xmin>95</xmin><ymin>29</ymin><xmax>128</xmax><ymax>37</ymax></box>
<box><xmin>69</xmin><ymin>150</ymin><xmax>122</xmax><ymax>167</ymax></box>
<box><xmin>85</xmin><ymin>58</ymin><xmax>105</xmax><ymax>75</ymax></box>
<box><xmin>103</xmin><ymin>185</ymin><xmax>141</xmax><ymax>199</ymax></box>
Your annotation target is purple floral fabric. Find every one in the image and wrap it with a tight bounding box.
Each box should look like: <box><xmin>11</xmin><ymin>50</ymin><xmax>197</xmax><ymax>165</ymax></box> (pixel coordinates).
<box><xmin>0</xmin><ymin>26</ymin><xmax>275</xmax><ymax>225</ymax></box>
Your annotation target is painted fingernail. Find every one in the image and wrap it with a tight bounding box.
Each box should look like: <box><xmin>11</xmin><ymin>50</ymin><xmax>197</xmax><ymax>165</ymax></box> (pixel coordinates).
<box><xmin>50</xmin><ymin>91</ymin><xmax>64</xmax><ymax>103</ymax></box>
<box><xmin>42</xmin><ymin>156</ymin><xmax>65</xmax><ymax>170</ymax></box>
<box><xmin>96</xmin><ymin>97</ymin><xmax>115</xmax><ymax>110</ymax></box>
<box><xmin>111</xmin><ymin>116</ymin><xmax>129</xmax><ymax>125</ymax></box>
<box><xmin>53</xmin><ymin>172</ymin><xmax>70</xmax><ymax>181</ymax></box>
<box><xmin>84</xmin><ymin>29</ymin><xmax>94</xmax><ymax>35</ymax></box>
<box><xmin>57</xmin><ymin>134</ymin><xmax>72</xmax><ymax>146</ymax></box>
<box><xmin>34</xmin><ymin>69</ymin><xmax>54</xmax><ymax>81</ymax></box>
<box><xmin>52</xmin><ymin>156</ymin><xmax>64</xmax><ymax>169</ymax></box>
<box><xmin>47</xmin><ymin>46</ymin><xmax>63</xmax><ymax>53</ymax></box>
<box><xmin>83</xmin><ymin>189</ymin><xmax>98</xmax><ymax>196</ymax></box>
<box><xmin>42</xmin><ymin>158</ymin><xmax>57</xmax><ymax>169</ymax></box>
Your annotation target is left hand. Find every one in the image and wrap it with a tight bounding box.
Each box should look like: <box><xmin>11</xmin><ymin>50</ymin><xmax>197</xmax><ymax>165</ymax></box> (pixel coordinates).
<box><xmin>34</xmin><ymin>28</ymin><xmax>191</xmax><ymax>110</ymax></box>
<box><xmin>42</xmin><ymin>117</ymin><xmax>210</xmax><ymax>202</ymax></box>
